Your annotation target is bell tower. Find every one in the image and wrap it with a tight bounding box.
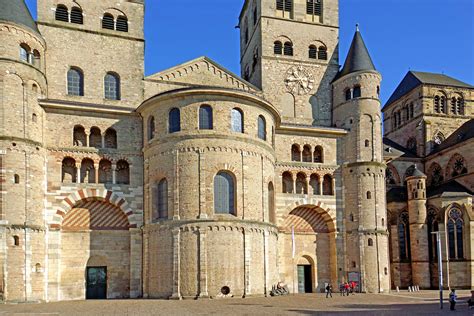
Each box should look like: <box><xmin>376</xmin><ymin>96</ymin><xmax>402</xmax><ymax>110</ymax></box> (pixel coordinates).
<box><xmin>239</xmin><ymin>0</ymin><xmax>339</xmax><ymax>126</ymax></box>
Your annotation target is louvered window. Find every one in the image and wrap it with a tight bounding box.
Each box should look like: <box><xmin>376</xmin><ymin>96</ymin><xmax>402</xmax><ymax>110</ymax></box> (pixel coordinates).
<box><xmin>214</xmin><ymin>172</ymin><xmax>235</xmax><ymax>215</ymax></box>
<box><xmin>274</xmin><ymin>41</ymin><xmax>283</xmax><ymax>55</ymax></box>
<box><xmin>116</xmin><ymin>16</ymin><xmax>128</xmax><ymax>32</ymax></box>
<box><xmin>55</xmin><ymin>5</ymin><xmax>69</xmax><ymax>22</ymax></box>
<box><xmin>104</xmin><ymin>73</ymin><xmax>120</xmax><ymax>100</ymax></box>
<box><xmin>231</xmin><ymin>108</ymin><xmax>244</xmax><ymax>133</ymax></box>
<box><xmin>70</xmin><ymin>7</ymin><xmax>83</xmax><ymax>24</ymax></box>
<box><xmin>318</xmin><ymin>46</ymin><xmax>327</xmax><ymax>60</ymax></box>
<box><xmin>102</xmin><ymin>14</ymin><xmax>115</xmax><ymax>30</ymax></box>
<box><xmin>308</xmin><ymin>45</ymin><xmax>317</xmax><ymax>59</ymax></box>
<box><xmin>67</xmin><ymin>68</ymin><xmax>84</xmax><ymax>96</ymax></box>
<box><xmin>199</xmin><ymin>105</ymin><xmax>213</xmax><ymax>130</ymax></box>
<box><xmin>283</xmin><ymin>42</ymin><xmax>293</xmax><ymax>56</ymax></box>
<box><xmin>169</xmin><ymin>108</ymin><xmax>181</xmax><ymax>133</ymax></box>
<box><xmin>284</xmin><ymin>0</ymin><xmax>293</xmax><ymax>12</ymax></box>
<box><xmin>276</xmin><ymin>0</ymin><xmax>284</xmax><ymax>10</ymax></box>
<box><xmin>258</xmin><ymin>115</ymin><xmax>266</xmax><ymax>140</ymax></box>
<box><xmin>307</xmin><ymin>0</ymin><xmax>322</xmax><ymax>15</ymax></box>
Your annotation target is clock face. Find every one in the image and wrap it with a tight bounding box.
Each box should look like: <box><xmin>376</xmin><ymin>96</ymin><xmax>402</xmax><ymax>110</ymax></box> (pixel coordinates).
<box><xmin>285</xmin><ymin>66</ymin><xmax>314</xmax><ymax>95</ymax></box>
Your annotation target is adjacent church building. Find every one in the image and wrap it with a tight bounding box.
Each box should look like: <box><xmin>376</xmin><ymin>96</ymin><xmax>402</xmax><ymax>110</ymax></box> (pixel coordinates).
<box><xmin>0</xmin><ymin>0</ymin><xmax>472</xmax><ymax>302</ymax></box>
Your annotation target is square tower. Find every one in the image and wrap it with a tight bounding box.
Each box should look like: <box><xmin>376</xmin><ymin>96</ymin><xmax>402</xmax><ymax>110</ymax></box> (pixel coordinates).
<box><xmin>239</xmin><ymin>0</ymin><xmax>339</xmax><ymax>126</ymax></box>
<box><xmin>37</xmin><ymin>0</ymin><xmax>145</xmax><ymax>107</ymax></box>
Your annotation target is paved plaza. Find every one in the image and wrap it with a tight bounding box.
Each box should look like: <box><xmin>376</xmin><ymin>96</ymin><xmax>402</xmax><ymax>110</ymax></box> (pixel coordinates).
<box><xmin>0</xmin><ymin>291</ymin><xmax>472</xmax><ymax>316</ymax></box>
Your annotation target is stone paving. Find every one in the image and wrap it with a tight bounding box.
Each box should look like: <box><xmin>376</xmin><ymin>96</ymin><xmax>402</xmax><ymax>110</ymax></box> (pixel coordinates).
<box><xmin>0</xmin><ymin>291</ymin><xmax>472</xmax><ymax>316</ymax></box>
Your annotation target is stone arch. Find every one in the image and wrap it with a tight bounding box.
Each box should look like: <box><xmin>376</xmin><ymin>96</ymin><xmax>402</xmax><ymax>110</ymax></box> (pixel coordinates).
<box><xmin>280</xmin><ymin>92</ymin><xmax>295</xmax><ymax>118</ymax></box>
<box><xmin>86</xmin><ymin>255</ymin><xmax>108</xmax><ymax>267</ymax></box>
<box><xmin>445</xmin><ymin>153</ymin><xmax>467</xmax><ymax>179</ymax></box>
<box><xmin>386</xmin><ymin>164</ymin><xmax>401</xmax><ymax>185</ymax></box>
<box><xmin>282</xmin><ymin>201</ymin><xmax>336</xmax><ymax>232</ymax></box>
<box><xmin>53</xmin><ymin>189</ymin><xmax>137</xmax><ymax>228</ymax></box>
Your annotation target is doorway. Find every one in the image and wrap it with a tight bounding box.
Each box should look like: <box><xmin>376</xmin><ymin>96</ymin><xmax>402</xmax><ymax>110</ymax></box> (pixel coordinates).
<box><xmin>86</xmin><ymin>267</ymin><xmax>107</xmax><ymax>299</ymax></box>
<box><xmin>297</xmin><ymin>265</ymin><xmax>313</xmax><ymax>293</ymax></box>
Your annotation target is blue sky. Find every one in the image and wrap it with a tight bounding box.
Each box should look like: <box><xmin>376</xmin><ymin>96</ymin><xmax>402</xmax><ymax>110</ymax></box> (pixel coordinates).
<box><xmin>25</xmin><ymin>0</ymin><xmax>473</xmax><ymax>105</ymax></box>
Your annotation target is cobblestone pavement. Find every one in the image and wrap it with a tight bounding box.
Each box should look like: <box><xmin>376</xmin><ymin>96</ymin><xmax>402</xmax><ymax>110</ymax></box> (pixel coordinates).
<box><xmin>0</xmin><ymin>291</ymin><xmax>472</xmax><ymax>316</ymax></box>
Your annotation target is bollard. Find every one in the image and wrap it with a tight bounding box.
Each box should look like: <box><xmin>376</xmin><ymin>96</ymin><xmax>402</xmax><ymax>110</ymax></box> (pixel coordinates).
<box><xmin>408</xmin><ymin>286</ymin><xmax>412</xmax><ymax>292</ymax></box>
<box><xmin>396</xmin><ymin>286</ymin><xmax>399</xmax><ymax>293</ymax></box>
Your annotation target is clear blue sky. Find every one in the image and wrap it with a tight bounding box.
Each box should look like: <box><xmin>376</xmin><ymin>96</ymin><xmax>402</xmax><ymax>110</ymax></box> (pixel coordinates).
<box><xmin>25</xmin><ymin>0</ymin><xmax>473</xmax><ymax>105</ymax></box>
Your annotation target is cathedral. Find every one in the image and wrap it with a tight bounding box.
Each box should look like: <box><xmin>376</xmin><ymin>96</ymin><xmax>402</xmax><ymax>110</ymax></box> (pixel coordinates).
<box><xmin>0</xmin><ymin>0</ymin><xmax>472</xmax><ymax>302</ymax></box>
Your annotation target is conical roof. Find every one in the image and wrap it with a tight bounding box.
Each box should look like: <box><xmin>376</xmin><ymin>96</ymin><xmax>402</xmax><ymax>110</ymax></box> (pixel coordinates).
<box><xmin>335</xmin><ymin>26</ymin><xmax>376</xmax><ymax>80</ymax></box>
<box><xmin>0</xmin><ymin>0</ymin><xmax>40</xmax><ymax>34</ymax></box>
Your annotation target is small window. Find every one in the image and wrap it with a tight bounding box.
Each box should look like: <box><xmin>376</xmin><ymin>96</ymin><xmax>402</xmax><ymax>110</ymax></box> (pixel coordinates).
<box><xmin>352</xmin><ymin>261</ymin><xmax>356</xmax><ymax>268</ymax></box>
<box><xmin>314</xmin><ymin>146</ymin><xmax>323</xmax><ymax>163</ymax></box>
<box><xmin>258</xmin><ymin>115</ymin><xmax>266</xmax><ymax>140</ymax></box>
<box><xmin>55</xmin><ymin>5</ymin><xmax>69</xmax><ymax>22</ymax></box>
<box><xmin>70</xmin><ymin>7</ymin><xmax>83</xmax><ymax>24</ymax></box>
<box><xmin>384</xmin><ymin>267</ymin><xmax>388</xmax><ymax>275</ymax></box>
<box><xmin>365</xmin><ymin>139</ymin><xmax>370</xmax><ymax>147</ymax></box>
<box><xmin>169</xmin><ymin>108</ymin><xmax>181</xmax><ymax>133</ymax></box>
<box><xmin>353</xmin><ymin>85</ymin><xmax>361</xmax><ymax>98</ymax></box>
<box><xmin>274</xmin><ymin>41</ymin><xmax>283</xmax><ymax>55</ymax></box>
<box><xmin>148</xmin><ymin>116</ymin><xmax>155</xmax><ymax>141</ymax></box>
<box><xmin>368</xmin><ymin>238</ymin><xmax>374</xmax><ymax>246</ymax></box>
<box><xmin>345</xmin><ymin>89</ymin><xmax>351</xmax><ymax>101</ymax></box>
<box><xmin>32</xmin><ymin>50</ymin><xmax>41</xmax><ymax>67</ymax></box>
<box><xmin>307</xmin><ymin>0</ymin><xmax>322</xmax><ymax>16</ymax></box>
<box><xmin>14</xmin><ymin>174</ymin><xmax>20</xmax><ymax>184</ymax></box>
<box><xmin>318</xmin><ymin>46</ymin><xmax>327</xmax><ymax>60</ymax></box>
<box><xmin>102</xmin><ymin>14</ymin><xmax>115</xmax><ymax>30</ymax></box>
<box><xmin>231</xmin><ymin>108</ymin><xmax>244</xmax><ymax>133</ymax></box>
<box><xmin>157</xmin><ymin>179</ymin><xmax>168</xmax><ymax>219</ymax></box>
<box><xmin>284</xmin><ymin>0</ymin><xmax>293</xmax><ymax>12</ymax></box>
<box><xmin>382</xmin><ymin>218</ymin><xmax>385</xmax><ymax>226</ymax></box>
<box><xmin>367</xmin><ymin>191</ymin><xmax>371</xmax><ymax>199</ymax></box>
<box><xmin>116</xmin><ymin>160</ymin><xmax>130</xmax><ymax>185</ymax></box>
<box><xmin>20</xmin><ymin>44</ymin><xmax>30</xmax><ymax>63</ymax></box>
<box><xmin>13</xmin><ymin>236</ymin><xmax>20</xmax><ymax>246</ymax></box>
<box><xmin>67</xmin><ymin>68</ymin><xmax>84</xmax><ymax>96</ymax></box>
<box><xmin>276</xmin><ymin>0</ymin><xmax>284</xmax><ymax>10</ymax></box>
<box><xmin>308</xmin><ymin>45</ymin><xmax>317</xmax><ymax>59</ymax></box>
<box><xmin>104</xmin><ymin>128</ymin><xmax>117</xmax><ymax>149</ymax></box>
<box><xmin>104</xmin><ymin>72</ymin><xmax>120</xmax><ymax>100</ymax></box>
<box><xmin>199</xmin><ymin>105</ymin><xmax>213</xmax><ymax>130</ymax></box>
<box><xmin>32</xmin><ymin>113</ymin><xmax>37</xmax><ymax>122</ymax></box>
<box><xmin>349</xmin><ymin>213</ymin><xmax>354</xmax><ymax>222</ymax></box>
<box><xmin>214</xmin><ymin>171</ymin><xmax>236</xmax><ymax>215</ymax></box>
<box><xmin>116</xmin><ymin>16</ymin><xmax>128</xmax><ymax>32</ymax></box>
<box><xmin>283</xmin><ymin>42</ymin><xmax>293</xmax><ymax>56</ymax></box>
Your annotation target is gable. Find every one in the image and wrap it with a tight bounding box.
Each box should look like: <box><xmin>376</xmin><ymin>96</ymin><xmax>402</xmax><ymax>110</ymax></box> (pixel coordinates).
<box><xmin>144</xmin><ymin>56</ymin><xmax>260</xmax><ymax>99</ymax></box>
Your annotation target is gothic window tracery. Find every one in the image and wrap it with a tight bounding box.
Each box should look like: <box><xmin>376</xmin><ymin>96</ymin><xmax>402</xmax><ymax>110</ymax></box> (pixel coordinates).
<box><xmin>427</xmin><ymin>208</ymin><xmax>439</xmax><ymax>262</ymax></box>
<box><xmin>406</xmin><ymin>137</ymin><xmax>417</xmax><ymax>152</ymax></box>
<box><xmin>398</xmin><ymin>211</ymin><xmax>411</xmax><ymax>261</ymax></box>
<box><xmin>447</xmin><ymin>154</ymin><xmax>467</xmax><ymax>178</ymax></box>
<box><xmin>447</xmin><ymin>208</ymin><xmax>464</xmax><ymax>260</ymax></box>
<box><xmin>427</xmin><ymin>163</ymin><xmax>444</xmax><ymax>187</ymax></box>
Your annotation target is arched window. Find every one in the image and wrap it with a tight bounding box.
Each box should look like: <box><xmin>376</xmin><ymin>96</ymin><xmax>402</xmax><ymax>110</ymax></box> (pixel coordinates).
<box><xmin>456</xmin><ymin>97</ymin><xmax>464</xmax><ymax>115</ymax></box>
<box><xmin>274</xmin><ymin>41</ymin><xmax>283</xmax><ymax>55</ymax></box>
<box><xmin>102</xmin><ymin>13</ymin><xmax>115</xmax><ymax>30</ymax></box>
<box><xmin>253</xmin><ymin>6</ymin><xmax>258</xmax><ymax>25</ymax></box>
<box><xmin>450</xmin><ymin>97</ymin><xmax>457</xmax><ymax>114</ymax></box>
<box><xmin>448</xmin><ymin>154</ymin><xmax>467</xmax><ymax>178</ymax></box>
<box><xmin>104</xmin><ymin>72</ymin><xmax>120</xmax><ymax>100</ymax></box>
<box><xmin>447</xmin><ymin>208</ymin><xmax>464</xmax><ymax>259</ymax></box>
<box><xmin>318</xmin><ymin>46</ymin><xmax>327</xmax><ymax>60</ymax></box>
<box><xmin>67</xmin><ymin>68</ymin><xmax>84</xmax><ymax>96</ymax></box>
<box><xmin>157</xmin><ymin>179</ymin><xmax>168</xmax><ymax>220</ymax></box>
<box><xmin>427</xmin><ymin>208</ymin><xmax>439</xmax><ymax>262</ymax></box>
<box><xmin>104</xmin><ymin>128</ymin><xmax>117</xmax><ymax>149</ymax></box>
<box><xmin>89</xmin><ymin>127</ymin><xmax>102</xmax><ymax>148</ymax></box>
<box><xmin>116</xmin><ymin>160</ymin><xmax>130</xmax><ymax>185</ymax></box>
<box><xmin>214</xmin><ymin>171</ymin><xmax>236</xmax><ymax>215</ymax></box>
<box><xmin>302</xmin><ymin>145</ymin><xmax>312</xmax><ymax>162</ymax></box>
<box><xmin>98</xmin><ymin>159</ymin><xmax>112</xmax><ymax>184</ymax></box>
<box><xmin>283</xmin><ymin>42</ymin><xmax>293</xmax><ymax>56</ymax></box>
<box><xmin>13</xmin><ymin>236</ymin><xmax>20</xmax><ymax>246</ymax></box>
<box><xmin>169</xmin><ymin>108</ymin><xmax>181</xmax><ymax>133</ymax></box>
<box><xmin>32</xmin><ymin>50</ymin><xmax>41</xmax><ymax>67</ymax></box>
<box><xmin>291</xmin><ymin>144</ymin><xmax>301</xmax><ymax>161</ymax></box>
<box><xmin>55</xmin><ymin>5</ymin><xmax>69</xmax><ymax>22</ymax></box>
<box><xmin>406</xmin><ymin>137</ymin><xmax>417</xmax><ymax>152</ymax></box>
<box><xmin>295</xmin><ymin>172</ymin><xmax>307</xmax><ymax>194</ymax></box>
<box><xmin>314</xmin><ymin>146</ymin><xmax>323</xmax><ymax>163</ymax></box>
<box><xmin>116</xmin><ymin>16</ymin><xmax>128</xmax><ymax>32</ymax></box>
<box><xmin>258</xmin><ymin>115</ymin><xmax>266</xmax><ymax>140</ymax></box>
<box><xmin>243</xmin><ymin>18</ymin><xmax>249</xmax><ymax>44</ymax></box>
<box><xmin>366</xmin><ymin>191</ymin><xmax>371</xmax><ymax>199</ymax></box>
<box><xmin>308</xmin><ymin>45</ymin><xmax>317</xmax><ymax>59</ymax></box>
<box><xmin>19</xmin><ymin>44</ymin><xmax>30</xmax><ymax>62</ymax></box>
<box><xmin>268</xmin><ymin>182</ymin><xmax>276</xmax><ymax>224</ymax></box>
<box><xmin>70</xmin><ymin>7</ymin><xmax>83</xmax><ymax>24</ymax></box>
<box><xmin>365</xmin><ymin>139</ymin><xmax>370</xmax><ymax>147</ymax></box>
<box><xmin>440</xmin><ymin>96</ymin><xmax>446</xmax><ymax>114</ymax></box>
<box><xmin>148</xmin><ymin>116</ymin><xmax>155</xmax><ymax>141</ymax></box>
<box><xmin>199</xmin><ymin>105</ymin><xmax>213</xmax><ymax>130</ymax></box>
<box><xmin>62</xmin><ymin>157</ymin><xmax>77</xmax><ymax>183</ymax></box>
<box><xmin>345</xmin><ymin>88</ymin><xmax>351</xmax><ymax>101</ymax></box>
<box><xmin>322</xmin><ymin>174</ymin><xmax>333</xmax><ymax>195</ymax></box>
<box><xmin>14</xmin><ymin>174</ymin><xmax>20</xmax><ymax>184</ymax></box>
<box><xmin>381</xmin><ymin>218</ymin><xmax>385</xmax><ymax>226</ymax></box>
<box><xmin>368</xmin><ymin>238</ymin><xmax>373</xmax><ymax>246</ymax></box>
<box><xmin>73</xmin><ymin>125</ymin><xmax>86</xmax><ymax>146</ymax></box>
<box><xmin>80</xmin><ymin>159</ymin><xmax>95</xmax><ymax>184</ymax></box>
<box><xmin>282</xmin><ymin>171</ymin><xmax>293</xmax><ymax>193</ymax></box>
<box><xmin>231</xmin><ymin>108</ymin><xmax>244</xmax><ymax>133</ymax></box>
<box><xmin>353</xmin><ymin>85</ymin><xmax>361</xmax><ymax>98</ymax></box>
<box><xmin>398</xmin><ymin>212</ymin><xmax>410</xmax><ymax>261</ymax></box>
<box><xmin>310</xmin><ymin>174</ymin><xmax>320</xmax><ymax>195</ymax></box>
<box><xmin>434</xmin><ymin>95</ymin><xmax>440</xmax><ymax>113</ymax></box>
<box><xmin>427</xmin><ymin>163</ymin><xmax>443</xmax><ymax>187</ymax></box>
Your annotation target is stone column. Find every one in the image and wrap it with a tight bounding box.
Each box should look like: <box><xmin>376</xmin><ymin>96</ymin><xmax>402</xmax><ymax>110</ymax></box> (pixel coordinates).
<box><xmin>94</xmin><ymin>163</ymin><xmax>99</xmax><ymax>184</ymax></box>
<box><xmin>85</xmin><ymin>132</ymin><xmax>90</xmax><ymax>147</ymax></box>
<box><xmin>306</xmin><ymin>176</ymin><xmax>311</xmax><ymax>196</ymax></box>
<box><xmin>198</xmin><ymin>228</ymin><xmax>209</xmax><ymax>298</ymax></box>
<box><xmin>101</xmin><ymin>135</ymin><xmax>105</xmax><ymax>149</ymax></box>
<box><xmin>318</xmin><ymin>176</ymin><xmax>323</xmax><ymax>196</ymax></box>
<box><xmin>112</xmin><ymin>164</ymin><xmax>117</xmax><ymax>184</ymax></box>
<box><xmin>170</xmin><ymin>229</ymin><xmax>182</xmax><ymax>300</ymax></box>
<box><xmin>75</xmin><ymin>163</ymin><xmax>81</xmax><ymax>183</ymax></box>
<box><xmin>292</xmin><ymin>172</ymin><xmax>296</xmax><ymax>194</ymax></box>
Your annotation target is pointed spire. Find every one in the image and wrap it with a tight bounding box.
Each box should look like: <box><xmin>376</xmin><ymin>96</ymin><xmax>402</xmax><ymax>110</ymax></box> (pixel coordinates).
<box><xmin>337</xmin><ymin>25</ymin><xmax>376</xmax><ymax>79</ymax></box>
<box><xmin>0</xmin><ymin>0</ymin><xmax>40</xmax><ymax>35</ymax></box>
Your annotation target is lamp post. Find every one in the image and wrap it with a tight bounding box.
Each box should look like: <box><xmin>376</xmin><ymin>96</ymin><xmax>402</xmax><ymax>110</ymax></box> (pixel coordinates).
<box><xmin>432</xmin><ymin>231</ymin><xmax>443</xmax><ymax>309</ymax></box>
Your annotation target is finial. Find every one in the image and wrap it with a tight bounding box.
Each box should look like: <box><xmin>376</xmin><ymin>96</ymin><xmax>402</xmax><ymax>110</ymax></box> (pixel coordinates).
<box><xmin>356</xmin><ymin>23</ymin><xmax>359</xmax><ymax>32</ymax></box>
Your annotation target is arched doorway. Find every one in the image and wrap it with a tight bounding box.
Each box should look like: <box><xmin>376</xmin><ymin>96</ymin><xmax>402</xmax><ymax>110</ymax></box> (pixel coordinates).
<box><xmin>281</xmin><ymin>205</ymin><xmax>337</xmax><ymax>293</ymax></box>
<box><xmin>60</xmin><ymin>198</ymin><xmax>131</xmax><ymax>300</ymax></box>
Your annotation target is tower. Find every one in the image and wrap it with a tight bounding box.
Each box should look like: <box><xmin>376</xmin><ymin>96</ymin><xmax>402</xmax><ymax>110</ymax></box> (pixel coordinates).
<box><xmin>0</xmin><ymin>0</ymin><xmax>48</xmax><ymax>301</ymax></box>
<box><xmin>406</xmin><ymin>167</ymin><xmax>430</xmax><ymax>289</ymax></box>
<box><xmin>332</xmin><ymin>27</ymin><xmax>390</xmax><ymax>293</ymax></box>
<box><xmin>239</xmin><ymin>0</ymin><xmax>339</xmax><ymax>126</ymax></box>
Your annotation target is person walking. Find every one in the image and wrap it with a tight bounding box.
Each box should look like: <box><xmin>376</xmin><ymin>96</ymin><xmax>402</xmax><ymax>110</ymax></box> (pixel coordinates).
<box><xmin>325</xmin><ymin>284</ymin><xmax>333</xmax><ymax>298</ymax></box>
<box><xmin>339</xmin><ymin>283</ymin><xmax>344</xmax><ymax>296</ymax></box>
<box><xmin>350</xmin><ymin>281</ymin><xmax>356</xmax><ymax>295</ymax></box>
<box><xmin>449</xmin><ymin>289</ymin><xmax>457</xmax><ymax>311</ymax></box>
<box><xmin>344</xmin><ymin>282</ymin><xmax>350</xmax><ymax>296</ymax></box>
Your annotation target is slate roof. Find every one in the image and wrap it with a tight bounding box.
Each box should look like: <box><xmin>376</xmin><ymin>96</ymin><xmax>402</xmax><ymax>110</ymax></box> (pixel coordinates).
<box><xmin>430</xmin><ymin>119</ymin><xmax>474</xmax><ymax>154</ymax></box>
<box><xmin>384</xmin><ymin>71</ymin><xmax>473</xmax><ymax>108</ymax></box>
<box><xmin>383</xmin><ymin>137</ymin><xmax>418</xmax><ymax>159</ymax></box>
<box><xmin>334</xmin><ymin>29</ymin><xmax>376</xmax><ymax>81</ymax></box>
<box><xmin>0</xmin><ymin>0</ymin><xmax>39</xmax><ymax>34</ymax></box>
<box><xmin>427</xmin><ymin>180</ymin><xmax>474</xmax><ymax>198</ymax></box>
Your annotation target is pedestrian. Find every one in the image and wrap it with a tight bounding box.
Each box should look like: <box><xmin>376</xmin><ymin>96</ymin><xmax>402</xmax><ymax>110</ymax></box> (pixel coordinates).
<box><xmin>344</xmin><ymin>282</ymin><xmax>350</xmax><ymax>296</ymax></box>
<box><xmin>449</xmin><ymin>289</ymin><xmax>457</xmax><ymax>311</ymax></box>
<box><xmin>339</xmin><ymin>283</ymin><xmax>344</xmax><ymax>296</ymax></box>
<box><xmin>325</xmin><ymin>284</ymin><xmax>333</xmax><ymax>298</ymax></box>
<box><xmin>350</xmin><ymin>281</ymin><xmax>356</xmax><ymax>295</ymax></box>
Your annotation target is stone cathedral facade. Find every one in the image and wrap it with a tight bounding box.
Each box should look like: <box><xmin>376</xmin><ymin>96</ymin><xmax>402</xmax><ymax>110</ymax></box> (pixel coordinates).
<box><xmin>0</xmin><ymin>0</ymin><xmax>472</xmax><ymax>302</ymax></box>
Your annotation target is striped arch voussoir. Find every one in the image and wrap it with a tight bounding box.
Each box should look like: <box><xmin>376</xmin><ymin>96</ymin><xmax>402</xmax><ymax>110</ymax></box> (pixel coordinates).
<box><xmin>54</xmin><ymin>189</ymin><xmax>137</xmax><ymax>228</ymax></box>
<box><xmin>283</xmin><ymin>199</ymin><xmax>337</xmax><ymax>232</ymax></box>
